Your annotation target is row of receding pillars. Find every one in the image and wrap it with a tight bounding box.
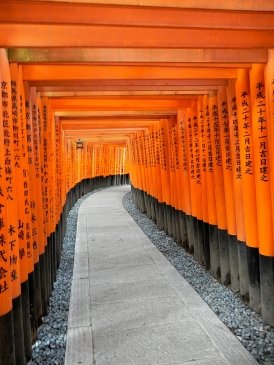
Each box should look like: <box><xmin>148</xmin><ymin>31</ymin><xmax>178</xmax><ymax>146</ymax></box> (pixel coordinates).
<box><xmin>127</xmin><ymin>60</ymin><xmax>274</xmax><ymax>328</ymax></box>
<box><xmin>0</xmin><ymin>48</ymin><xmax>131</xmax><ymax>365</ymax></box>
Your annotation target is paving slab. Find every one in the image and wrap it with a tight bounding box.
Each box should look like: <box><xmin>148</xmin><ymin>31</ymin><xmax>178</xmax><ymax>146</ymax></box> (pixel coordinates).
<box><xmin>89</xmin><ymin>247</ymin><xmax>154</xmax><ymax>270</ymax></box>
<box><xmin>93</xmin><ymin>321</ymin><xmax>223</xmax><ymax>365</ymax></box>
<box><xmin>87</xmin><ymin>228</ymin><xmax>141</xmax><ymax>245</ymax></box>
<box><xmin>90</xmin><ymin>277</ymin><xmax>177</xmax><ymax>305</ymax></box>
<box><xmin>89</xmin><ymin>264</ymin><xmax>162</xmax><ymax>285</ymax></box>
<box><xmin>91</xmin><ymin>297</ymin><xmax>190</xmax><ymax>333</ymax></box>
<box><xmin>65</xmin><ymin>185</ymin><xmax>258</xmax><ymax>365</ymax></box>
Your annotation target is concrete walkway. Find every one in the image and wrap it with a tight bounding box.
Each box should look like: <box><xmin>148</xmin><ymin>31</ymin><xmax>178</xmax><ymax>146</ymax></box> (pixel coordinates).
<box><xmin>65</xmin><ymin>186</ymin><xmax>258</xmax><ymax>365</ymax></box>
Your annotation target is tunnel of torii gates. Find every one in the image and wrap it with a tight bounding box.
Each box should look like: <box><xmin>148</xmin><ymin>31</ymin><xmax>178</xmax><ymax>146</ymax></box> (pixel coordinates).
<box><xmin>1</xmin><ymin>1</ymin><xmax>274</xmax><ymax>364</ymax></box>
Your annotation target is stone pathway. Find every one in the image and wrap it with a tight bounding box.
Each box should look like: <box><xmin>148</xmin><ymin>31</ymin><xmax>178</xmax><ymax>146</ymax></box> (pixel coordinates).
<box><xmin>65</xmin><ymin>186</ymin><xmax>258</xmax><ymax>365</ymax></box>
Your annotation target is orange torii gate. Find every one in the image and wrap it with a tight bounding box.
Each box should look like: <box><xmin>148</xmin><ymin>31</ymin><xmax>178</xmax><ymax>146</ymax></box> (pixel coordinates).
<box><xmin>1</xmin><ymin>1</ymin><xmax>274</xmax><ymax>364</ymax></box>
<box><xmin>1</xmin><ymin>52</ymin><xmax>274</xmax><ymax>364</ymax></box>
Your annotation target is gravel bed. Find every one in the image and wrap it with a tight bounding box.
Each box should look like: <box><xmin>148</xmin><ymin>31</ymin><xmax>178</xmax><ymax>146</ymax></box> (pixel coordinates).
<box><xmin>30</xmin><ymin>190</ymin><xmax>96</xmax><ymax>365</ymax></box>
<box><xmin>122</xmin><ymin>191</ymin><xmax>274</xmax><ymax>365</ymax></box>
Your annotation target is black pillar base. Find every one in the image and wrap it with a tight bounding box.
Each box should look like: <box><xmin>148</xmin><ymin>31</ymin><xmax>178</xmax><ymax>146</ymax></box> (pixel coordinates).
<box><xmin>13</xmin><ymin>295</ymin><xmax>25</xmax><ymax>365</ymax></box>
<box><xmin>197</xmin><ymin>219</ymin><xmax>205</xmax><ymax>265</ymax></box>
<box><xmin>45</xmin><ymin>243</ymin><xmax>51</xmax><ymax>309</ymax></box>
<box><xmin>218</xmin><ymin>229</ymin><xmax>231</xmax><ymax>285</ymax></box>
<box><xmin>28</xmin><ymin>271</ymin><xmax>38</xmax><ymax>342</ymax></box>
<box><xmin>260</xmin><ymin>254</ymin><xmax>274</xmax><ymax>325</ymax></box>
<box><xmin>39</xmin><ymin>252</ymin><xmax>48</xmax><ymax>316</ymax></box>
<box><xmin>228</xmin><ymin>235</ymin><xmax>240</xmax><ymax>292</ymax></box>
<box><xmin>144</xmin><ymin>193</ymin><xmax>150</xmax><ymax>218</ymax></box>
<box><xmin>0</xmin><ymin>310</ymin><xmax>16</xmax><ymax>365</ymax></box>
<box><xmin>21</xmin><ymin>280</ymin><xmax>32</xmax><ymax>362</ymax></box>
<box><xmin>186</xmin><ymin>214</ymin><xmax>194</xmax><ymax>253</ymax></box>
<box><xmin>34</xmin><ymin>262</ymin><xmax>43</xmax><ymax>326</ymax></box>
<box><xmin>237</xmin><ymin>241</ymin><xmax>249</xmax><ymax>299</ymax></box>
<box><xmin>247</xmin><ymin>246</ymin><xmax>261</xmax><ymax>313</ymax></box>
<box><xmin>163</xmin><ymin>204</ymin><xmax>168</xmax><ymax>233</ymax></box>
<box><xmin>179</xmin><ymin>211</ymin><xmax>187</xmax><ymax>247</ymax></box>
<box><xmin>175</xmin><ymin>210</ymin><xmax>181</xmax><ymax>244</ymax></box>
<box><xmin>150</xmin><ymin>197</ymin><xmax>156</xmax><ymax>222</ymax></box>
<box><xmin>193</xmin><ymin>217</ymin><xmax>199</xmax><ymax>259</ymax></box>
<box><xmin>203</xmin><ymin>222</ymin><xmax>210</xmax><ymax>271</ymax></box>
<box><xmin>209</xmin><ymin>224</ymin><xmax>220</xmax><ymax>279</ymax></box>
<box><xmin>158</xmin><ymin>202</ymin><xmax>165</xmax><ymax>231</ymax></box>
<box><xmin>51</xmin><ymin>233</ymin><xmax>57</xmax><ymax>284</ymax></box>
<box><xmin>166</xmin><ymin>205</ymin><xmax>173</xmax><ymax>237</ymax></box>
<box><xmin>171</xmin><ymin>207</ymin><xmax>177</xmax><ymax>241</ymax></box>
